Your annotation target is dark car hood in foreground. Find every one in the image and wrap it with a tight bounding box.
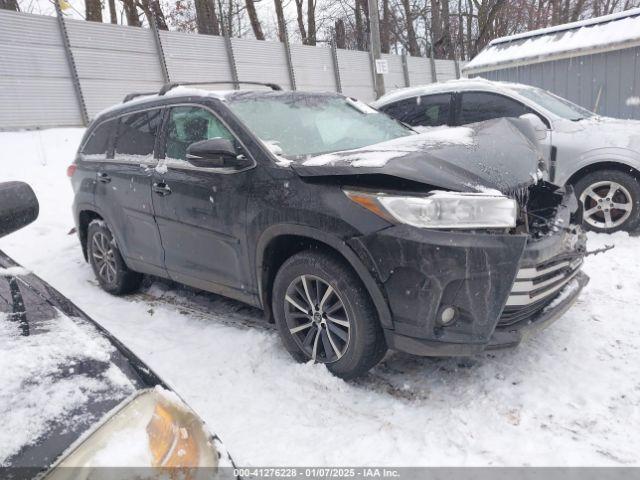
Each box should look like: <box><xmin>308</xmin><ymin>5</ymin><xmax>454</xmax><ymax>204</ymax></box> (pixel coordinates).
<box><xmin>292</xmin><ymin>118</ymin><xmax>542</xmax><ymax>197</ymax></box>
<box><xmin>0</xmin><ymin>251</ymin><xmax>163</xmax><ymax>470</ymax></box>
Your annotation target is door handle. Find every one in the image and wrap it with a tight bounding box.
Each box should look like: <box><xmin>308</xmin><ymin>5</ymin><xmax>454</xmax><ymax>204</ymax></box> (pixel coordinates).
<box><xmin>153</xmin><ymin>182</ymin><xmax>171</xmax><ymax>196</ymax></box>
<box><xmin>96</xmin><ymin>172</ymin><xmax>111</xmax><ymax>183</ymax></box>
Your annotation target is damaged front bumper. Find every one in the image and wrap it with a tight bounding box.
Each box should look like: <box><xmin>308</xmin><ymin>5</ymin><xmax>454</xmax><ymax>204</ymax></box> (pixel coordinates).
<box><xmin>350</xmin><ymin>189</ymin><xmax>589</xmax><ymax>357</ymax></box>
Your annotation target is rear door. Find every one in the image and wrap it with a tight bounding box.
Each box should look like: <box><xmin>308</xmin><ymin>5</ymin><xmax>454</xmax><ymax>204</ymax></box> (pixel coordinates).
<box><xmin>151</xmin><ymin>104</ymin><xmax>254</xmax><ymax>302</ymax></box>
<box><xmin>93</xmin><ymin>108</ymin><xmax>166</xmax><ymax>277</ymax></box>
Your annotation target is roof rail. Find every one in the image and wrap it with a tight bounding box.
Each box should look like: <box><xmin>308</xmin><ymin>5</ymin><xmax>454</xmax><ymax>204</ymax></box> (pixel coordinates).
<box><xmin>122</xmin><ymin>92</ymin><xmax>156</xmax><ymax>102</ymax></box>
<box><xmin>158</xmin><ymin>81</ymin><xmax>283</xmax><ymax>96</ymax></box>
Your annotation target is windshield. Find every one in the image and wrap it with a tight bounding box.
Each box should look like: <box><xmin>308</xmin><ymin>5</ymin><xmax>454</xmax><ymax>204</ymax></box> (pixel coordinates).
<box><xmin>512</xmin><ymin>86</ymin><xmax>595</xmax><ymax>121</ymax></box>
<box><xmin>226</xmin><ymin>93</ymin><xmax>411</xmax><ymax>158</ymax></box>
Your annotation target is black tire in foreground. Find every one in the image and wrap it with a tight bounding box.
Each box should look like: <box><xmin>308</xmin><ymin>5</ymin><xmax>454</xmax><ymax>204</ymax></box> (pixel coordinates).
<box><xmin>272</xmin><ymin>250</ymin><xmax>387</xmax><ymax>380</ymax></box>
<box><xmin>87</xmin><ymin>220</ymin><xmax>142</xmax><ymax>295</ymax></box>
<box><xmin>574</xmin><ymin>169</ymin><xmax>640</xmax><ymax>233</ymax></box>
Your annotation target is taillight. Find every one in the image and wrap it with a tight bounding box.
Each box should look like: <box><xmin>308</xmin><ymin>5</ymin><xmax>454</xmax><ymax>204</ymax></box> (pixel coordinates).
<box><xmin>67</xmin><ymin>164</ymin><xmax>77</xmax><ymax>177</ymax></box>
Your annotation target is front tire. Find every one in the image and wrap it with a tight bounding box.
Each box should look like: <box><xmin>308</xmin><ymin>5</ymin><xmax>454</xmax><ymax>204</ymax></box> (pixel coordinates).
<box><xmin>574</xmin><ymin>170</ymin><xmax>640</xmax><ymax>233</ymax></box>
<box><xmin>87</xmin><ymin>220</ymin><xmax>142</xmax><ymax>295</ymax></box>
<box><xmin>272</xmin><ymin>250</ymin><xmax>387</xmax><ymax>380</ymax></box>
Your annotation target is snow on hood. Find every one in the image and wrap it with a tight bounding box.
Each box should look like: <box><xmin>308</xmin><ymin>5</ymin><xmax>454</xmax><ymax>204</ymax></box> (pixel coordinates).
<box><xmin>302</xmin><ymin>127</ymin><xmax>475</xmax><ymax>168</ymax></box>
<box><xmin>554</xmin><ymin>116</ymin><xmax>640</xmax><ymax>151</ymax></box>
<box><xmin>0</xmin><ymin>309</ymin><xmax>136</xmax><ymax>465</ymax></box>
<box><xmin>293</xmin><ymin>119</ymin><xmax>543</xmax><ymax>197</ymax></box>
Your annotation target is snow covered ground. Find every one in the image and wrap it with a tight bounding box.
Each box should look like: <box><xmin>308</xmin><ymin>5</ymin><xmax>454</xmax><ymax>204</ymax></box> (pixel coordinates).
<box><xmin>1</xmin><ymin>128</ymin><xmax>639</xmax><ymax>466</ymax></box>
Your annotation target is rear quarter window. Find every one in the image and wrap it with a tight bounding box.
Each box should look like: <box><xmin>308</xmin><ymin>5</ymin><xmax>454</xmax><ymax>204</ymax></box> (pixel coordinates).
<box><xmin>81</xmin><ymin>119</ymin><xmax>116</xmax><ymax>158</ymax></box>
<box><xmin>381</xmin><ymin>93</ymin><xmax>451</xmax><ymax>127</ymax></box>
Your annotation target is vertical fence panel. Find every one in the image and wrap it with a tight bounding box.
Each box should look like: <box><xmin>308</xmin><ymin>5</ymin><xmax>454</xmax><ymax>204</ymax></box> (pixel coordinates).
<box><xmin>65</xmin><ymin>19</ymin><xmax>165</xmax><ymax>118</ymax></box>
<box><xmin>231</xmin><ymin>38</ymin><xmax>292</xmax><ymax>90</ymax></box>
<box><xmin>406</xmin><ymin>56</ymin><xmax>433</xmax><ymax>85</ymax></box>
<box><xmin>290</xmin><ymin>44</ymin><xmax>336</xmax><ymax>92</ymax></box>
<box><xmin>381</xmin><ymin>53</ymin><xmax>405</xmax><ymax>92</ymax></box>
<box><xmin>337</xmin><ymin>49</ymin><xmax>376</xmax><ymax>101</ymax></box>
<box><xmin>0</xmin><ymin>10</ymin><xmax>82</xmax><ymax>128</ymax></box>
<box><xmin>160</xmin><ymin>30</ymin><xmax>234</xmax><ymax>89</ymax></box>
<box><xmin>434</xmin><ymin>59</ymin><xmax>457</xmax><ymax>81</ymax></box>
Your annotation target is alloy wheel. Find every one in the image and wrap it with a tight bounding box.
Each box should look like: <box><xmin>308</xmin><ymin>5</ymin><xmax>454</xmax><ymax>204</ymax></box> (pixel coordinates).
<box><xmin>283</xmin><ymin>275</ymin><xmax>351</xmax><ymax>363</ymax></box>
<box><xmin>91</xmin><ymin>232</ymin><xmax>118</xmax><ymax>284</ymax></box>
<box><xmin>580</xmin><ymin>180</ymin><xmax>633</xmax><ymax>229</ymax></box>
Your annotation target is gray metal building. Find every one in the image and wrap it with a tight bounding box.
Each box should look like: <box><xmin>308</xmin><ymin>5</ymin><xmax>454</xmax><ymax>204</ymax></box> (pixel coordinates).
<box><xmin>462</xmin><ymin>8</ymin><xmax>640</xmax><ymax>120</ymax></box>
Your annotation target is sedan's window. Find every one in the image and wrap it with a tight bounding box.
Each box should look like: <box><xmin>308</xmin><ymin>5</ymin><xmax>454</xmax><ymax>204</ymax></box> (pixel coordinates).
<box><xmin>114</xmin><ymin>109</ymin><xmax>163</xmax><ymax>159</ymax></box>
<box><xmin>164</xmin><ymin>106</ymin><xmax>235</xmax><ymax>161</ymax></box>
<box><xmin>459</xmin><ymin>92</ymin><xmax>534</xmax><ymax>124</ymax></box>
<box><xmin>81</xmin><ymin>119</ymin><xmax>116</xmax><ymax>158</ymax></box>
<box><xmin>227</xmin><ymin>94</ymin><xmax>410</xmax><ymax>158</ymax></box>
<box><xmin>511</xmin><ymin>86</ymin><xmax>594</xmax><ymax>121</ymax></box>
<box><xmin>382</xmin><ymin>94</ymin><xmax>451</xmax><ymax>127</ymax></box>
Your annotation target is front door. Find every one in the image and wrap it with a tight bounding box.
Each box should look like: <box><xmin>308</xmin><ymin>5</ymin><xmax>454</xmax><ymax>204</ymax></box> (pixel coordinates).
<box><xmin>151</xmin><ymin>105</ymin><xmax>253</xmax><ymax>302</ymax></box>
<box><xmin>94</xmin><ymin>108</ymin><xmax>166</xmax><ymax>277</ymax></box>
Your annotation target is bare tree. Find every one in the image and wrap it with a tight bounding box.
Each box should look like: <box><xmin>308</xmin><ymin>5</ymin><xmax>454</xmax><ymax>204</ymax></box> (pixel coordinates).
<box><xmin>85</xmin><ymin>0</ymin><xmax>103</xmax><ymax>22</ymax></box>
<box><xmin>121</xmin><ymin>0</ymin><xmax>142</xmax><ymax>26</ymax></box>
<box><xmin>108</xmin><ymin>0</ymin><xmax>118</xmax><ymax>23</ymax></box>
<box><xmin>0</xmin><ymin>0</ymin><xmax>20</xmax><ymax>10</ymax></box>
<box><xmin>195</xmin><ymin>0</ymin><xmax>221</xmax><ymax>34</ymax></box>
<box><xmin>245</xmin><ymin>0</ymin><xmax>265</xmax><ymax>39</ymax></box>
<box><xmin>274</xmin><ymin>0</ymin><xmax>286</xmax><ymax>41</ymax></box>
<box><xmin>136</xmin><ymin>0</ymin><xmax>169</xmax><ymax>29</ymax></box>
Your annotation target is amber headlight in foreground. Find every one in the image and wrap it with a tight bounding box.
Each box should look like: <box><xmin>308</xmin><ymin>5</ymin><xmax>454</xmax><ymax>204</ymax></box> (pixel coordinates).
<box><xmin>46</xmin><ymin>387</ymin><xmax>225</xmax><ymax>479</ymax></box>
<box><xmin>344</xmin><ymin>189</ymin><xmax>517</xmax><ymax>229</ymax></box>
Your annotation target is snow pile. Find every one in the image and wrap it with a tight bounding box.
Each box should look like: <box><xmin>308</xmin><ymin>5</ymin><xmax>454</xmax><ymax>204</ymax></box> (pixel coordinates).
<box><xmin>466</xmin><ymin>9</ymin><xmax>640</xmax><ymax>71</ymax></box>
<box><xmin>0</xmin><ymin>310</ymin><xmax>135</xmax><ymax>465</ymax></box>
<box><xmin>1</xmin><ymin>128</ymin><xmax>640</xmax><ymax>466</ymax></box>
<box><xmin>303</xmin><ymin>127</ymin><xmax>475</xmax><ymax>167</ymax></box>
<box><xmin>627</xmin><ymin>97</ymin><xmax>640</xmax><ymax>107</ymax></box>
<box><xmin>0</xmin><ymin>267</ymin><xmax>29</xmax><ymax>277</ymax></box>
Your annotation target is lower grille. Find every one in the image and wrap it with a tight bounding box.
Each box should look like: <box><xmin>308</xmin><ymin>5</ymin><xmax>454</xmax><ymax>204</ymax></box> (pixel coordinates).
<box><xmin>499</xmin><ymin>255</ymin><xmax>583</xmax><ymax>325</ymax></box>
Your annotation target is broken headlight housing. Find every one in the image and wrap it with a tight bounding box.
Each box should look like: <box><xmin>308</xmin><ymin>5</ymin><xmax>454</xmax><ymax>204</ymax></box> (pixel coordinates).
<box><xmin>345</xmin><ymin>189</ymin><xmax>517</xmax><ymax>229</ymax></box>
<box><xmin>46</xmin><ymin>387</ymin><xmax>227</xmax><ymax>479</ymax></box>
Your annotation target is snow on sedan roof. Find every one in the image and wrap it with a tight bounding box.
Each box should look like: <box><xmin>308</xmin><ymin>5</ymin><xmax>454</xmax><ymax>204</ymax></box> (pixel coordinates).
<box><xmin>464</xmin><ymin>7</ymin><xmax>640</xmax><ymax>74</ymax></box>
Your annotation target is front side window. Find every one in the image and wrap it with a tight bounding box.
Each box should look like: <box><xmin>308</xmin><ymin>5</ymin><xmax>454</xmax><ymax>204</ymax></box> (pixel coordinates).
<box><xmin>81</xmin><ymin>119</ymin><xmax>117</xmax><ymax>158</ymax></box>
<box><xmin>382</xmin><ymin>94</ymin><xmax>451</xmax><ymax>127</ymax></box>
<box><xmin>459</xmin><ymin>92</ymin><xmax>534</xmax><ymax>124</ymax></box>
<box><xmin>114</xmin><ymin>109</ymin><xmax>163</xmax><ymax>159</ymax></box>
<box><xmin>511</xmin><ymin>86</ymin><xmax>594</xmax><ymax>121</ymax></box>
<box><xmin>227</xmin><ymin>93</ymin><xmax>410</xmax><ymax>159</ymax></box>
<box><xmin>164</xmin><ymin>106</ymin><xmax>235</xmax><ymax>161</ymax></box>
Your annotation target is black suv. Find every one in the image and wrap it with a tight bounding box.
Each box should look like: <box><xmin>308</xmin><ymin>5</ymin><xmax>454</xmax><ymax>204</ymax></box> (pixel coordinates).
<box><xmin>69</xmin><ymin>82</ymin><xmax>589</xmax><ymax>379</ymax></box>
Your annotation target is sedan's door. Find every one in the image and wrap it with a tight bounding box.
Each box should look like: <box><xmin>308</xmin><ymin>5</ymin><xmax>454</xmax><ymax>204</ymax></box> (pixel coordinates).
<box><xmin>151</xmin><ymin>105</ymin><xmax>254</xmax><ymax>302</ymax></box>
<box><xmin>93</xmin><ymin>108</ymin><xmax>166</xmax><ymax>277</ymax></box>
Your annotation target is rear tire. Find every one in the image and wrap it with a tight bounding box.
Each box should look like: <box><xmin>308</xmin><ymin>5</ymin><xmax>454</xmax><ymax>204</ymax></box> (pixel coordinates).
<box><xmin>87</xmin><ymin>220</ymin><xmax>142</xmax><ymax>295</ymax></box>
<box><xmin>574</xmin><ymin>169</ymin><xmax>640</xmax><ymax>233</ymax></box>
<box><xmin>272</xmin><ymin>250</ymin><xmax>387</xmax><ymax>380</ymax></box>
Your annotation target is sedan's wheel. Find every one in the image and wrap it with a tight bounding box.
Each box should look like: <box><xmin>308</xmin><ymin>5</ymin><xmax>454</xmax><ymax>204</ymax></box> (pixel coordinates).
<box><xmin>284</xmin><ymin>275</ymin><xmax>351</xmax><ymax>363</ymax></box>
<box><xmin>87</xmin><ymin>220</ymin><xmax>142</xmax><ymax>295</ymax></box>
<box><xmin>273</xmin><ymin>250</ymin><xmax>387</xmax><ymax>379</ymax></box>
<box><xmin>574</xmin><ymin>170</ymin><xmax>640</xmax><ymax>233</ymax></box>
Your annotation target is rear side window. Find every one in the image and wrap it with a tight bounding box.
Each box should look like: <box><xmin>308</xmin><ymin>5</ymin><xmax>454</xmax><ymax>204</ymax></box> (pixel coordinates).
<box><xmin>381</xmin><ymin>93</ymin><xmax>451</xmax><ymax>127</ymax></box>
<box><xmin>81</xmin><ymin>119</ymin><xmax>116</xmax><ymax>158</ymax></box>
<box><xmin>114</xmin><ymin>109</ymin><xmax>164</xmax><ymax>159</ymax></box>
<box><xmin>459</xmin><ymin>92</ymin><xmax>534</xmax><ymax>124</ymax></box>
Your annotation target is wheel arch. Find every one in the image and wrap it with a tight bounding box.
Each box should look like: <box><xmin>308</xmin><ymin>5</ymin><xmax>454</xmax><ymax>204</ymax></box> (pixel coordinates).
<box><xmin>256</xmin><ymin>225</ymin><xmax>393</xmax><ymax>329</ymax></box>
<box><xmin>78</xmin><ymin>209</ymin><xmax>105</xmax><ymax>261</ymax></box>
<box><xmin>566</xmin><ymin>160</ymin><xmax>640</xmax><ymax>187</ymax></box>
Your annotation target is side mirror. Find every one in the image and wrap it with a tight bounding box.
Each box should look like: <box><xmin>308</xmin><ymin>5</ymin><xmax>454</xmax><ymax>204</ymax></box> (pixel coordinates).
<box><xmin>519</xmin><ymin>113</ymin><xmax>548</xmax><ymax>140</ymax></box>
<box><xmin>0</xmin><ymin>182</ymin><xmax>39</xmax><ymax>239</ymax></box>
<box><xmin>186</xmin><ymin>138</ymin><xmax>251</xmax><ymax>169</ymax></box>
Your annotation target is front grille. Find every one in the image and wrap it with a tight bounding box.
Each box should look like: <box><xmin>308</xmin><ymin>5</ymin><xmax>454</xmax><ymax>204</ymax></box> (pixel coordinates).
<box><xmin>499</xmin><ymin>255</ymin><xmax>583</xmax><ymax>325</ymax></box>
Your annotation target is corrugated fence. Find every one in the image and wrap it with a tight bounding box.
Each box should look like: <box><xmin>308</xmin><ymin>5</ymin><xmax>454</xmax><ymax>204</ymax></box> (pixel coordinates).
<box><xmin>0</xmin><ymin>9</ymin><xmax>461</xmax><ymax>130</ymax></box>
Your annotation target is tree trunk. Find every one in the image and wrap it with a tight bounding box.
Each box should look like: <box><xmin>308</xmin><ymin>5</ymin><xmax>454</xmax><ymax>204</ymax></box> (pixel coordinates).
<box><xmin>244</xmin><ymin>0</ymin><xmax>264</xmax><ymax>40</ymax></box>
<box><xmin>401</xmin><ymin>0</ymin><xmax>419</xmax><ymax>56</ymax></box>
<box><xmin>306</xmin><ymin>0</ymin><xmax>316</xmax><ymax>45</ymax></box>
<box><xmin>274</xmin><ymin>0</ymin><xmax>286</xmax><ymax>42</ymax></box>
<box><xmin>334</xmin><ymin>18</ymin><xmax>346</xmax><ymax>49</ymax></box>
<box><xmin>380</xmin><ymin>0</ymin><xmax>391</xmax><ymax>54</ymax></box>
<box><xmin>137</xmin><ymin>0</ymin><xmax>168</xmax><ymax>29</ymax></box>
<box><xmin>108</xmin><ymin>0</ymin><xmax>118</xmax><ymax>23</ymax></box>
<box><xmin>0</xmin><ymin>0</ymin><xmax>20</xmax><ymax>10</ymax></box>
<box><xmin>85</xmin><ymin>0</ymin><xmax>103</xmax><ymax>22</ymax></box>
<box><xmin>195</xmin><ymin>0</ymin><xmax>220</xmax><ymax>35</ymax></box>
<box><xmin>294</xmin><ymin>0</ymin><xmax>307</xmax><ymax>44</ymax></box>
<box><xmin>121</xmin><ymin>0</ymin><xmax>141</xmax><ymax>26</ymax></box>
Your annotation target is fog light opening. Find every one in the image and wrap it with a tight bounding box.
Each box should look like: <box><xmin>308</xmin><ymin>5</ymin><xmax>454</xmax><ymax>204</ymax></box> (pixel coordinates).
<box><xmin>439</xmin><ymin>306</ymin><xmax>457</xmax><ymax>326</ymax></box>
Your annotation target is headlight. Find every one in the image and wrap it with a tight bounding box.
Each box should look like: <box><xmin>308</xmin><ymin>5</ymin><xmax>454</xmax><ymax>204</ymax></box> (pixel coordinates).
<box><xmin>46</xmin><ymin>387</ymin><xmax>230</xmax><ymax>479</ymax></box>
<box><xmin>345</xmin><ymin>189</ymin><xmax>517</xmax><ymax>229</ymax></box>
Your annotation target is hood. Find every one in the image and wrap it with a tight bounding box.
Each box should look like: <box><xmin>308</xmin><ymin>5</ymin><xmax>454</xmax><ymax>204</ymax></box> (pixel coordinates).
<box><xmin>291</xmin><ymin>118</ymin><xmax>543</xmax><ymax>197</ymax></box>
